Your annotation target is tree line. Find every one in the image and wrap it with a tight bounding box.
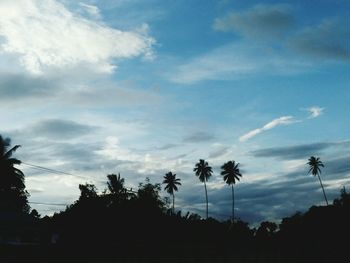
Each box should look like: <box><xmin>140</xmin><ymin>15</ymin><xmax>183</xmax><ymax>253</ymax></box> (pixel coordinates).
<box><xmin>1</xmin><ymin>134</ymin><xmax>347</xmax><ymax>263</ymax></box>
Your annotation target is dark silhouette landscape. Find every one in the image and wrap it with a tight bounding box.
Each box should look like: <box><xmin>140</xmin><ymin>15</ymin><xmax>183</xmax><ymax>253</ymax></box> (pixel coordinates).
<box><xmin>1</xmin><ymin>135</ymin><xmax>350</xmax><ymax>263</ymax></box>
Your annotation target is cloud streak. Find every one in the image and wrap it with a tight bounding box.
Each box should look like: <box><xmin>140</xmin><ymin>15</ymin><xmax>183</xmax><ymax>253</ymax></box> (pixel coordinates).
<box><xmin>30</xmin><ymin>119</ymin><xmax>97</xmax><ymax>139</ymax></box>
<box><xmin>250</xmin><ymin>141</ymin><xmax>350</xmax><ymax>160</ymax></box>
<box><xmin>240</xmin><ymin>106</ymin><xmax>325</xmax><ymax>142</ymax></box>
<box><xmin>239</xmin><ymin>116</ymin><xmax>295</xmax><ymax>142</ymax></box>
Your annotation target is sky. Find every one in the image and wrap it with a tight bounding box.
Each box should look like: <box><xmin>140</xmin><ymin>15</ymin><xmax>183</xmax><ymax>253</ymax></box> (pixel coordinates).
<box><xmin>1</xmin><ymin>0</ymin><xmax>350</xmax><ymax>225</ymax></box>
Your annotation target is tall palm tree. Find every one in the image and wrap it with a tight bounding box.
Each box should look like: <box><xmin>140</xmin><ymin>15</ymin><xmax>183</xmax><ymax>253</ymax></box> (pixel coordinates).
<box><xmin>194</xmin><ymin>159</ymin><xmax>213</xmax><ymax>219</ymax></box>
<box><xmin>308</xmin><ymin>156</ymin><xmax>328</xmax><ymax>205</ymax></box>
<box><xmin>221</xmin><ymin>160</ymin><xmax>242</xmax><ymax>221</ymax></box>
<box><xmin>162</xmin><ymin>172</ymin><xmax>181</xmax><ymax>214</ymax></box>
<box><xmin>0</xmin><ymin>135</ymin><xmax>29</xmax><ymax>212</ymax></box>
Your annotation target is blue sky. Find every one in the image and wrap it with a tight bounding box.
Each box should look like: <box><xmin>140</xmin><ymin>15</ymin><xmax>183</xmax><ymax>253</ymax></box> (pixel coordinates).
<box><xmin>1</xmin><ymin>0</ymin><xmax>350</xmax><ymax>224</ymax></box>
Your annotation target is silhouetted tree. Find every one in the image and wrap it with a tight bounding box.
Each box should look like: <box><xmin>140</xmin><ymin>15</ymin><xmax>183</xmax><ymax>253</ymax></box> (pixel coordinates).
<box><xmin>78</xmin><ymin>183</ymin><xmax>98</xmax><ymax>201</ymax></box>
<box><xmin>333</xmin><ymin>186</ymin><xmax>350</xmax><ymax>208</ymax></box>
<box><xmin>162</xmin><ymin>171</ymin><xmax>181</xmax><ymax>214</ymax></box>
<box><xmin>0</xmin><ymin>135</ymin><xmax>29</xmax><ymax>213</ymax></box>
<box><xmin>30</xmin><ymin>208</ymin><xmax>41</xmax><ymax>218</ymax></box>
<box><xmin>307</xmin><ymin>156</ymin><xmax>328</xmax><ymax>205</ymax></box>
<box><xmin>194</xmin><ymin>159</ymin><xmax>213</xmax><ymax>219</ymax></box>
<box><xmin>221</xmin><ymin>160</ymin><xmax>242</xmax><ymax>221</ymax></box>
<box><xmin>256</xmin><ymin>221</ymin><xmax>277</xmax><ymax>239</ymax></box>
<box><xmin>106</xmin><ymin>173</ymin><xmax>128</xmax><ymax>201</ymax></box>
<box><xmin>138</xmin><ymin>177</ymin><xmax>164</xmax><ymax>212</ymax></box>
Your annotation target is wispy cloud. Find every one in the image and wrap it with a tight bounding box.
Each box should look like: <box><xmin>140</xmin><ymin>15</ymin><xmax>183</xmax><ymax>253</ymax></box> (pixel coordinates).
<box><xmin>0</xmin><ymin>0</ymin><xmax>155</xmax><ymax>74</ymax></box>
<box><xmin>169</xmin><ymin>43</ymin><xmax>310</xmax><ymax>84</ymax></box>
<box><xmin>240</xmin><ymin>105</ymin><xmax>325</xmax><ymax>142</ymax></box>
<box><xmin>183</xmin><ymin>131</ymin><xmax>215</xmax><ymax>143</ymax></box>
<box><xmin>239</xmin><ymin>116</ymin><xmax>296</xmax><ymax>142</ymax></box>
<box><xmin>307</xmin><ymin>106</ymin><xmax>324</xmax><ymax>118</ymax></box>
<box><xmin>78</xmin><ymin>2</ymin><xmax>101</xmax><ymax>19</ymax></box>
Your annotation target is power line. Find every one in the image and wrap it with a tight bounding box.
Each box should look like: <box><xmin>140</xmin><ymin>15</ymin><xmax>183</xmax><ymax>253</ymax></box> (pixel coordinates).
<box><xmin>21</xmin><ymin>162</ymin><xmax>88</xmax><ymax>180</ymax></box>
<box><xmin>21</xmin><ymin>162</ymin><xmax>74</xmax><ymax>175</ymax></box>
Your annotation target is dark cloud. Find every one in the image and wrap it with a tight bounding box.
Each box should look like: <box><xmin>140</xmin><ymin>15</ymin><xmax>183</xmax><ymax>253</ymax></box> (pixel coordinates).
<box><xmin>183</xmin><ymin>131</ymin><xmax>215</xmax><ymax>143</ymax></box>
<box><xmin>324</xmin><ymin>156</ymin><xmax>350</xmax><ymax>176</ymax></box>
<box><xmin>290</xmin><ymin>19</ymin><xmax>350</xmax><ymax>60</ymax></box>
<box><xmin>213</xmin><ymin>4</ymin><xmax>294</xmax><ymax>38</ymax></box>
<box><xmin>0</xmin><ymin>74</ymin><xmax>53</xmax><ymax>100</ymax></box>
<box><xmin>156</xmin><ymin>143</ymin><xmax>179</xmax><ymax>150</ymax></box>
<box><xmin>172</xmin><ymin>153</ymin><xmax>188</xmax><ymax>159</ymax></box>
<box><xmin>250</xmin><ymin>141</ymin><xmax>350</xmax><ymax>160</ymax></box>
<box><xmin>31</xmin><ymin>119</ymin><xmax>97</xmax><ymax>139</ymax></box>
<box><xmin>208</xmin><ymin>146</ymin><xmax>230</xmax><ymax>158</ymax></box>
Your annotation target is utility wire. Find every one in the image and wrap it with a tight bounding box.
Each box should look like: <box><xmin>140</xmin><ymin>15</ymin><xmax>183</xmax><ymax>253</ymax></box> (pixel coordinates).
<box><xmin>21</xmin><ymin>162</ymin><xmax>89</xmax><ymax>180</ymax></box>
<box><xmin>21</xmin><ymin>162</ymin><xmax>74</xmax><ymax>175</ymax></box>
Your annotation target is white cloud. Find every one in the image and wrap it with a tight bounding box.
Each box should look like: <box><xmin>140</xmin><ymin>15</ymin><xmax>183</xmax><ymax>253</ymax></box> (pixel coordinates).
<box><xmin>239</xmin><ymin>116</ymin><xmax>296</xmax><ymax>142</ymax></box>
<box><xmin>0</xmin><ymin>0</ymin><xmax>155</xmax><ymax>74</ymax></box>
<box><xmin>307</xmin><ymin>106</ymin><xmax>324</xmax><ymax>118</ymax></box>
<box><xmin>96</xmin><ymin>136</ymin><xmax>190</xmax><ymax>174</ymax></box>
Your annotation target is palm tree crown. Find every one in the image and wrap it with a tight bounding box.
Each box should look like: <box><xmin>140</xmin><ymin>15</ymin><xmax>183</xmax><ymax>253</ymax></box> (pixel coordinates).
<box><xmin>0</xmin><ymin>136</ymin><xmax>25</xmax><ymax>191</ymax></box>
<box><xmin>307</xmin><ymin>156</ymin><xmax>324</xmax><ymax>176</ymax></box>
<box><xmin>163</xmin><ymin>172</ymin><xmax>181</xmax><ymax>195</ymax></box>
<box><xmin>193</xmin><ymin>159</ymin><xmax>213</xmax><ymax>182</ymax></box>
<box><xmin>221</xmin><ymin>161</ymin><xmax>242</xmax><ymax>186</ymax></box>
<box><xmin>0</xmin><ymin>135</ymin><xmax>29</xmax><ymax>213</ymax></box>
<box><xmin>107</xmin><ymin>173</ymin><xmax>125</xmax><ymax>195</ymax></box>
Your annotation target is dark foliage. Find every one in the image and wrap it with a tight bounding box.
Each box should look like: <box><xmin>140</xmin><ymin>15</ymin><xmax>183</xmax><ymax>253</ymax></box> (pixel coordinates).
<box><xmin>0</xmin><ymin>135</ymin><xmax>29</xmax><ymax>213</ymax></box>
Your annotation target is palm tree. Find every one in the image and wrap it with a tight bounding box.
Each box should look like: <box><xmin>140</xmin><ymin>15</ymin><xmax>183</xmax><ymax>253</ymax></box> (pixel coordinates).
<box><xmin>107</xmin><ymin>173</ymin><xmax>125</xmax><ymax>195</ymax></box>
<box><xmin>221</xmin><ymin>160</ymin><xmax>242</xmax><ymax>221</ymax></box>
<box><xmin>162</xmin><ymin>172</ymin><xmax>181</xmax><ymax>214</ymax></box>
<box><xmin>0</xmin><ymin>135</ymin><xmax>29</xmax><ymax>212</ymax></box>
<box><xmin>194</xmin><ymin>159</ymin><xmax>213</xmax><ymax>219</ymax></box>
<box><xmin>307</xmin><ymin>156</ymin><xmax>328</xmax><ymax>205</ymax></box>
<box><xmin>107</xmin><ymin>173</ymin><xmax>128</xmax><ymax>202</ymax></box>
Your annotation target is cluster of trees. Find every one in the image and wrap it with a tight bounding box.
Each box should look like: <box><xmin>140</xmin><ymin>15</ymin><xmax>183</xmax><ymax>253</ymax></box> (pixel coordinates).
<box><xmin>44</xmin><ymin>173</ymin><xmax>350</xmax><ymax>262</ymax></box>
<box><xmin>1</xmin><ymin>134</ymin><xmax>349</xmax><ymax>262</ymax></box>
<box><xmin>167</xmin><ymin>159</ymin><xmax>242</xmax><ymax>220</ymax></box>
<box><xmin>0</xmin><ymin>135</ymin><xmax>329</xmax><ymax>223</ymax></box>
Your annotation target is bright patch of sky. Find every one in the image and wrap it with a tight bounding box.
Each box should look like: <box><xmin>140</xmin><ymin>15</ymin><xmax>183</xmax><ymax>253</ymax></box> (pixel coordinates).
<box><xmin>1</xmin><ymin>0</ymin><xmax>350</xmax><ymax>224</ymax></box>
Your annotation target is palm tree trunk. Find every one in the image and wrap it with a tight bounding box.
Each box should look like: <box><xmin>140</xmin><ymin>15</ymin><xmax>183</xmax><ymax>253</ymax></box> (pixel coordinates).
<box><xmin>172</xmin><ymin>193</ymin><xmax>175</xmax><ymax>215</ymax></box>
<box><xmin>317</xmin><ymin>174</ymin><xmax>329</xmax><ymax>205</ymax></box>
<box><xmin>232</xmin><ymin>185</ymin><xmax>234</xmax><ymax>222</ymax></box>
<box><xmin>204</xmin><ymin>179</ymin><xmax>208</xmax><ymax>219</ymax></box>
